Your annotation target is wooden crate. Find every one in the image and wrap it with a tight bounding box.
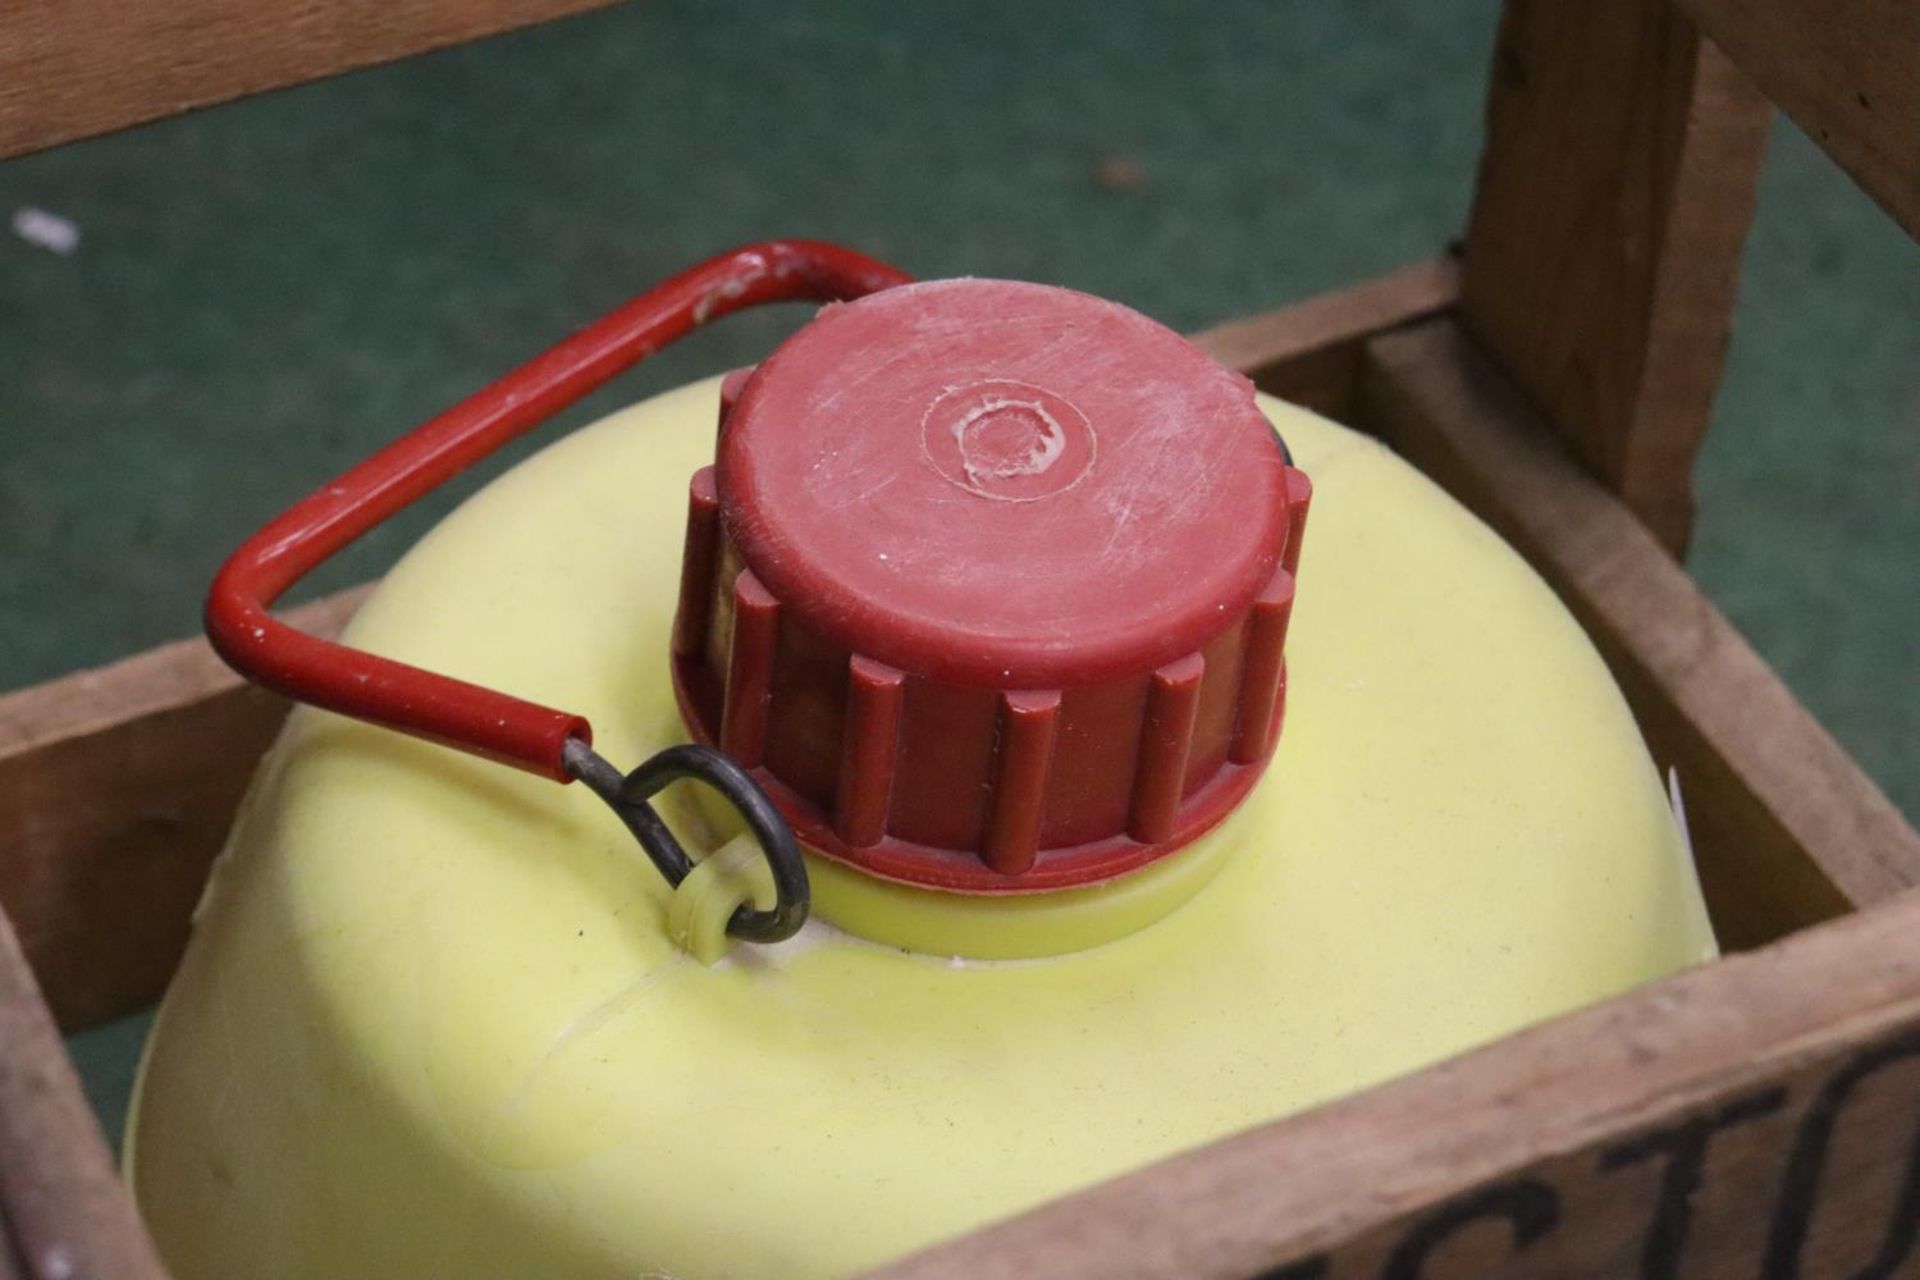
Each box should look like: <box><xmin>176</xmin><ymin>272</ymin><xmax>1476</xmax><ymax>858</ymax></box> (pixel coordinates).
<box><xmin>3</xmin><ymin>2</ymin><xmax>1917</xmax><ymax>1276</ymax></box>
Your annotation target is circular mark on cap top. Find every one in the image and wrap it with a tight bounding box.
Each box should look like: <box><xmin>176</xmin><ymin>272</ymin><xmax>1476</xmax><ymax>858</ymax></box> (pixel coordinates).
<box><xmin>921</xmin><ymin>380</ymin><xmax>1096</xmax><ymax>502</ymax></box>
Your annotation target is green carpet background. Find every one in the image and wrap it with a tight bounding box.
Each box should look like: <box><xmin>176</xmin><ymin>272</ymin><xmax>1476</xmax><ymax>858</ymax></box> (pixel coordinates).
<box><xmin>2</xmin><ymin>0</ymin><xmax>1914</xmax><ymax>1148</ymax></box>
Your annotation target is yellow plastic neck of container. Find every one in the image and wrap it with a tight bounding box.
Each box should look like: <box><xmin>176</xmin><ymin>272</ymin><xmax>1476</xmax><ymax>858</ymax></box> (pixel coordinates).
<box><xmin>674</xmin><ymin>786</ymin><xmax>1250</xmax><ymax>961</ymax></box>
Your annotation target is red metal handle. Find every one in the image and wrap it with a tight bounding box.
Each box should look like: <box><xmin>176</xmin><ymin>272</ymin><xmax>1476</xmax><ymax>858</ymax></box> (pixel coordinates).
<box><xmin>206</xmin><ymin>240</ymin><xmax>913</xmax><ymax>782</ymax></box>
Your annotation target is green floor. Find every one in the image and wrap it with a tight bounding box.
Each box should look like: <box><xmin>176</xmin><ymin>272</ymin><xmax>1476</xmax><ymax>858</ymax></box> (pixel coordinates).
<box><xmin>3</xmin><ymin>1</ymin><xmax>1915</xmax><ymax>1149</ymax></box>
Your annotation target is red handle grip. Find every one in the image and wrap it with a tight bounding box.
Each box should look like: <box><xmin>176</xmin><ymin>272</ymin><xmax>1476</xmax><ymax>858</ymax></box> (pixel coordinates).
<box><xmin>206</xmin><ymin>240</ymin><xmax>913</xmax><ymax>782</ymax></box>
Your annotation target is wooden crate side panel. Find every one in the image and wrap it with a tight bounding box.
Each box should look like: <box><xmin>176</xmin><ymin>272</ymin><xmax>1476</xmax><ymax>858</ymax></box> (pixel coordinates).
<box><xmin>1460</xmin><ymin>0</ymin><xmax>1770</xmax><ymax>555</ymax></box>
<box><xmin>0</xmin><ymin>0</ymin><xmax>615</xmax><ymax>160</ymax></box>
<box><xmin>0</xmin><ymin>590</ymin><xmax>367</xmax><ymax>1031</ymax></box>
<box><xmin>1357</xmin><ymin>318</ymin><xmax>1920</xmax><ymax>948</ymax></box>
<box><xmin>0</xmin><ymin>908</ymin><xmax>167</xmax><ymax>1280</ymax></box>
<box><xmin>1675</xmin><ymin>0</ymin><xmax>1920</xmax><ymax>241</ymax></box>
<box><xmin>1190</xmin><ymin>258</ymin><xmax>1460</xmax><ymax>416</ymax></box>
<box><xmin>867</xmin><ymin>885</ymin><xmax>1920</xmax><ymax>1280</ymax></box>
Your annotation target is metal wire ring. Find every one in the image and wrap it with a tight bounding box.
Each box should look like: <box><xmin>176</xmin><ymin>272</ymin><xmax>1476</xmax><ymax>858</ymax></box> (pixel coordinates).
<box><xmin>563</xmin><ymin>738</ymin><xmax>810</xmax><ymax>944</ymax></box>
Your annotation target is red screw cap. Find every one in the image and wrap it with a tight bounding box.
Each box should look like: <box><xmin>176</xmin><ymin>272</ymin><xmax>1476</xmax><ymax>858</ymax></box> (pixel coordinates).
<box><xmin>672</xmin><ymin>279</ymin><xmax>1310</xmax><ymax>892</ymax></box>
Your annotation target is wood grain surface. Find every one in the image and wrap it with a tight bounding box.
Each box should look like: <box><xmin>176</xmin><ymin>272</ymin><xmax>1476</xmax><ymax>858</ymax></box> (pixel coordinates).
<box><xmin>0</xmin><ymin>0</ymin><xmax>615</xmax><ymax>160</ymax></box>
<box><xmin>0</xmin><ymin>589</ymin><xmax>368</xmax><ymax>1031</ymax></box>
<box><xmin>0</xmin><ymin>910</ymin><xmax>167</xmax><ymax>1280</ymax></box>
<box><xmin>1192</xmin><ymin>257</ymin><xmax>1460</xmax><ymax>417</ymax></box>
<box><xmin>1676</xmin><ymin>0</ymin><xmax>1920</xmax><ymax>240</ymax></box>
<box><xmin>1460</xmin><ymin>0</ymin><xmax>1771</xmax><ymax>555</ymax></box>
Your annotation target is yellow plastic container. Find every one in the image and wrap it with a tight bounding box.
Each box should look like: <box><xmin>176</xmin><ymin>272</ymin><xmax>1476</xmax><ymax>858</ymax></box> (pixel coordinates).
<box><xmin>127</xmin><ymin>369</ymin><xmax>1712</xmax><ymax>1278</ymax></box>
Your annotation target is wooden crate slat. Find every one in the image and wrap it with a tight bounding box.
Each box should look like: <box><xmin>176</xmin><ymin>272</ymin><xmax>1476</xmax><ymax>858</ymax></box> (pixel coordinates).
<box><xmin>0</xmin><ymin>589</ymin><xmax>368</xmax><ymax>1032</ymax></box>
<box><xmin>1358</xmin><ymin>317</ymin><xmax>1920</xmax><ymax>948</ymax></box>
<box><xmin>0</xmin><ymin>0</ymin><xmax>616</xmax><ymax>161</ymax></box>
<box><xmin>1675</xmin><ymin>0</ymin><xmax>1920</xmax><ymax>241</ymax></box>
<box><xmin>1460</xmin><ymin>0</ymin><xmax>1770</xmax><ymax>556</ymax></box>
<box><xmin>867</xmin><ymin>882</ymin><xmax>1920</xmax><ymax>1280</ymax></box>
<box><xmin>0</xmin><ymin>908</ymin><xmax>168</xmax><ymax>1280</ymax></box>
<box><xmin>1190</xmin><ymin>257</ymin><xmax>1460</xmax><ymax>416</ymax></box>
